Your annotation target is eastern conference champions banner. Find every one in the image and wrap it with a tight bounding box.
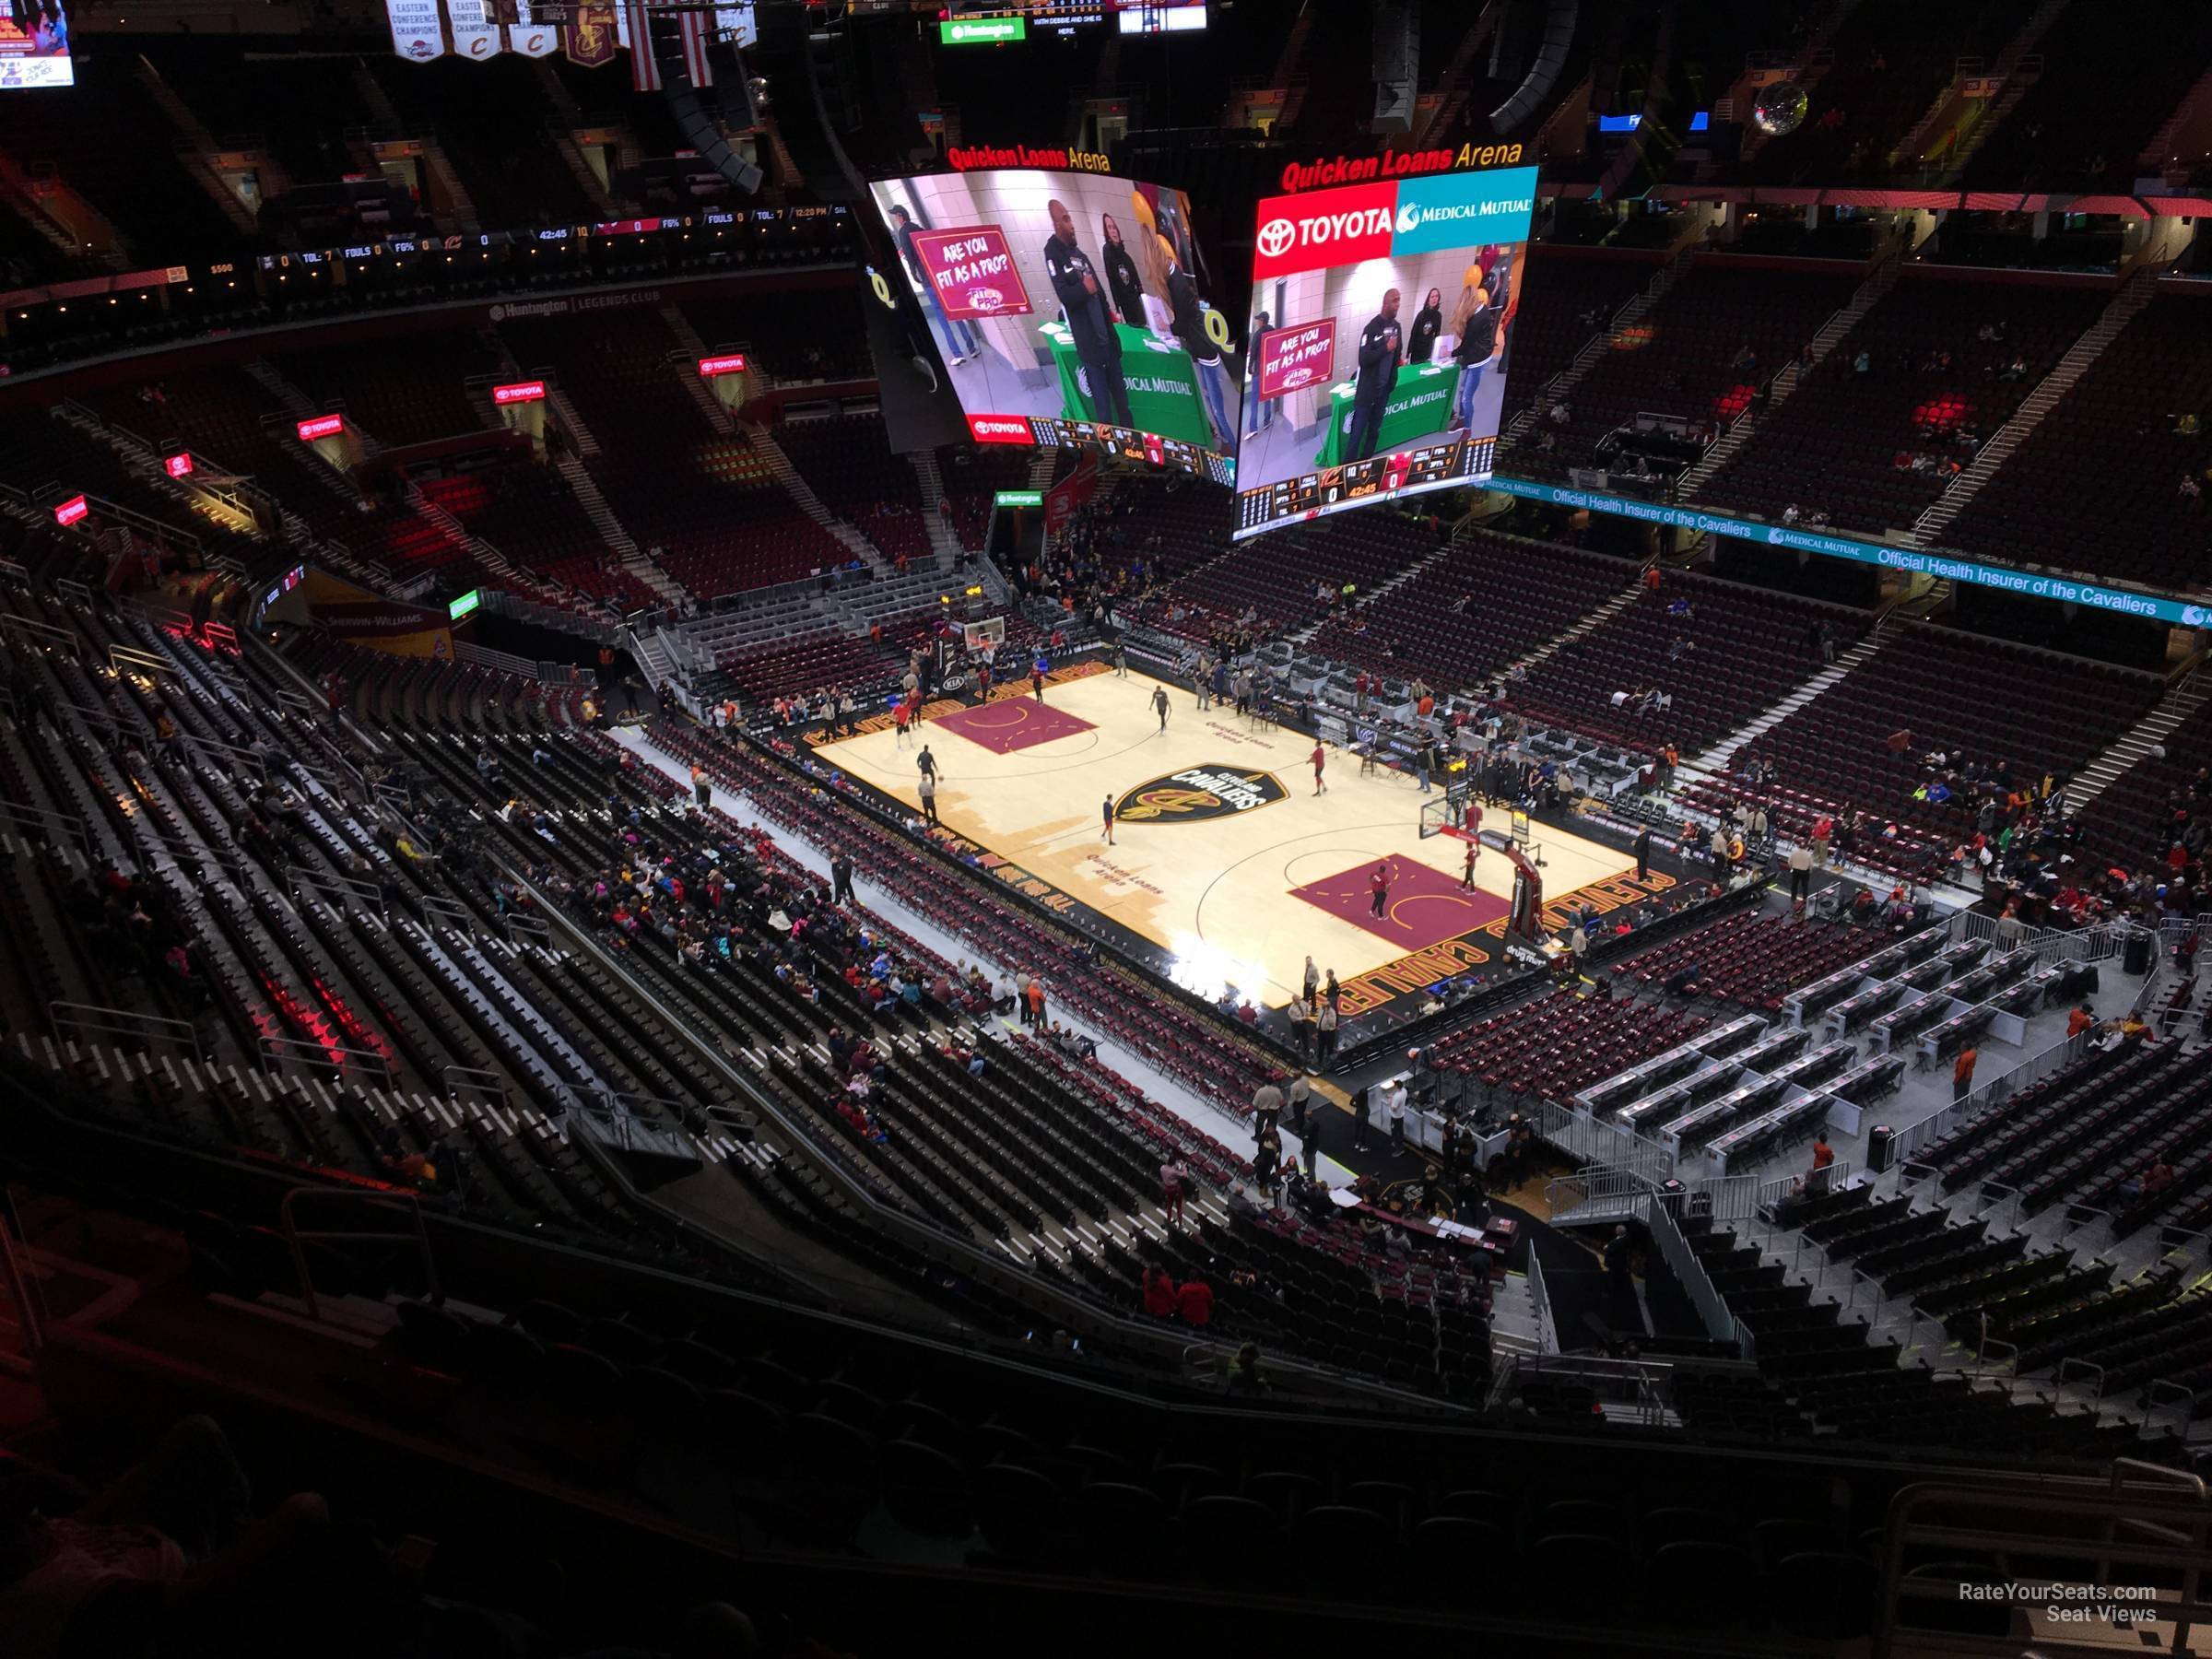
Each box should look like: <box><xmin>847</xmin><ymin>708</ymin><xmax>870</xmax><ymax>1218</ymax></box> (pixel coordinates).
<box><xmin>1234</xmin><ymin>164</ymin><xmax>1536</xmax><ymax>539</ymax></box>
<box><xmin>384</xmin><ymin>0</ymin><xmax>750</xmax><ymax>66</ymax></box>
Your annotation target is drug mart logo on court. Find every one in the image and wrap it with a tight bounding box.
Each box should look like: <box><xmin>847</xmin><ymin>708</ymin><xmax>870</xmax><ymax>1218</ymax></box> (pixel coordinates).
<box><xmin>1115</xmin><ymin>767</ymin><xmax>1287</xmax><ymax>823</ymax></box>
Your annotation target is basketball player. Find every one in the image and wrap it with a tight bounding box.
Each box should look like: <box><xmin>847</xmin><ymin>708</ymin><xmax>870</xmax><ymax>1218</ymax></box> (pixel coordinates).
<box><xmin>1461</xmin><ymin>838</ymin><xmax>1480</xmax><ymax>890</ymax></box>
<box><xmin>1311</xmin><ymin>739</ymin><xmax>1328</xmax><ymax>795</ymax></box>
<box><xmin>1370</xmin><ymin>860</ymin><xmax>1392</xmax><ymax>918</ymax></box>
<box><xmin>1464</xmin><ymin>796</ymin><xmax>1484</xmax><ymax>839</ymax></box>
<box><xmin>1151</xmin><ymin>685</ymin><xmax>1171</xmax><ymax>732</ymax></box>
<box><xmin>1100</xmin><ymin>794</ymin><xmax>1116</xmax><ymax>845</ymax></box>
<box><xmin>894</xmin><ymin>698</ymin><xmax>913</xmax><ymax>747</ymax></box>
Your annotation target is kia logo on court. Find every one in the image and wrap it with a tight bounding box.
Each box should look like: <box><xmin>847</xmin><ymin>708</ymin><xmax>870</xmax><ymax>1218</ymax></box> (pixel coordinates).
<box><xmin>1255</xmin><ymin>218</ymin><xmax>1296</xmax><ymax>260</ymax></box>
<box><xmin>1114</xmin><ymin>767</ymin><xmax>1287</xmax><ymax>823</ymax></box>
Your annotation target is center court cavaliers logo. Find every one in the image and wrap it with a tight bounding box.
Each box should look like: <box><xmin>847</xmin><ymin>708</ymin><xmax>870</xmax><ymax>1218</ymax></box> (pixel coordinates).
<box><xmin>1115</xmin><ymin>767</ymin><xmax>1287</xmax><ymax>823</ymax></box>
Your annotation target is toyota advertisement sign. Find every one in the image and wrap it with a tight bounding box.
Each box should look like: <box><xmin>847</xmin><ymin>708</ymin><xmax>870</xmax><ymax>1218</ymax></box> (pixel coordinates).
<box><xmin>1234</xmin><ymin>163</ymin><xmax>1536</xmax><ymax>540</ymax></box>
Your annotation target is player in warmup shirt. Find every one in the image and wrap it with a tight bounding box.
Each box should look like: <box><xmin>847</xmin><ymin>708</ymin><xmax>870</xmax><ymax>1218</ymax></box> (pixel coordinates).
<box><xmin>1311</xmin><ymin>740</ymin><xmax>1328</xmax><ymax>795</ymax></box>
<box><xmin>1031</xmin><ymin>653</ymin><xmax>1049</xmax><ymax>701</ymax></box>
<box><xmin>893</xmin><ymin>699</ymin><xmax>913</xmax><ymax>747</ymax></box>
<box><xmin>1100</xmin><ymin>794</ymin><xmax>1116</xmax><ymax>845</ymax></box>
<box><xmin>1152</xmin><ymin>685</ymin><xmax>1171</xmax><ymax>732</ymax></box>
<box><xmin>1461</xmin><ymin>837</ymin><xmax>1480</xmax><ymax>890</ymax></box>
<box><xmin>1370</xmin><ymin>860</ymin><xmax>1393</xmax><ymax>918</ymax></box>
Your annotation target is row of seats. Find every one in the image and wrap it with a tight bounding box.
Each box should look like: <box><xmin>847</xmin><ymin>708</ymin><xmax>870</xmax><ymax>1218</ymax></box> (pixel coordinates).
<box><xmin>1700</xmin><ymin>277</ymin><xmax>2105</xmax><ymax>535</ymax></box>
<box><xmin>1511</xmin><ymin>573</ymin><xmax>1869</xmax><ymax>755</ymax></box>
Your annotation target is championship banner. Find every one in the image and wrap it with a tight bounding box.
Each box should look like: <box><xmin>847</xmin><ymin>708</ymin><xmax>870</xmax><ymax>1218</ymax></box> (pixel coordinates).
<box><xmin>564</xmin><ymin>2</ymin><xmax>617</xmax><ymax>67</ymax></box>
<box><xmin>447</xmin><ymin>0</ymin><xmax>502</xmax><ymax>58</ymax></box>
<box><xmin>386</xmin><ymin>0</ymin><xmax>445</xmax><ymax>60</ymax></box>
<box><xmin>1254</xmin><ymin>319</ymin><xmax>1335</xmax><ymax>399</ymax></box>
<box><xmin>506</xmin><ymin>0</ymin><xmax>559</xmax><ymax>56</ymax></box>
<box><xmin>907</xmin><ymin>226</ymin><xmax>1032</xmax><ymax>320</ymax></box>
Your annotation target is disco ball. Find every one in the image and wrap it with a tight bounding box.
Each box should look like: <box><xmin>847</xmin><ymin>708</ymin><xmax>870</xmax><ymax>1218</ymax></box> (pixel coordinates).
<box><xmin>1752</xmin><ymin>81</ymin><xmax>1808</xmax><ymax>137</ymax></box>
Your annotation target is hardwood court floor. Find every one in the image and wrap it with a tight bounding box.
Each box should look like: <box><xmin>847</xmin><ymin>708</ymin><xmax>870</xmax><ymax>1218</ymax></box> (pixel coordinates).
<box><xmin>815</xmin><ymin>667</ymin><xmax>1635</xmax><ymax>1009</ymax></box>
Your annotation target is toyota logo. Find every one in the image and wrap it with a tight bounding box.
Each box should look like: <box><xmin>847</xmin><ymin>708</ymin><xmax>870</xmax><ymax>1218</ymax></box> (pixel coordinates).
<box><xmin>1256</xmin><ymin>218</ymin><xmax>1295</xmax><ymax>259</ymax></box>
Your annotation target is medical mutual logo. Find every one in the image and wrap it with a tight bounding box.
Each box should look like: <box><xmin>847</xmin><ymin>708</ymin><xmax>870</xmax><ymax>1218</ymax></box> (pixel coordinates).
<box><xmin>1389</xmin><ymin>165</ymin><xmax>1540</xmax><ymax>253</ymax></box>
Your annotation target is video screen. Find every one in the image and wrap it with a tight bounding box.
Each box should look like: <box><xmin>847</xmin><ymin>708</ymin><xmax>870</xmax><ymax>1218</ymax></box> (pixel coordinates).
<box><xmin>1232</xmin><ymin>163</ymin><xmax>1537</xmax><ymax>539</ymax></box>
<box><xmin>869</xmin><ymin>168</ymin><xmax>1240</xmax><ymax>483</ymax></box>
<box><xmin>0</xmin><ymin>2</ymin><xmax>71</xmax><ymax>89</ymax></box>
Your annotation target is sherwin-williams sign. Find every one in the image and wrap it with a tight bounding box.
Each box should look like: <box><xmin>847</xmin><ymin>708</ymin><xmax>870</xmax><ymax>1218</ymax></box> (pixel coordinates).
<box><xmin>1488</xmin><ymin>477</ymin><xmax>2200</xmax><ymax>626</ymax></box>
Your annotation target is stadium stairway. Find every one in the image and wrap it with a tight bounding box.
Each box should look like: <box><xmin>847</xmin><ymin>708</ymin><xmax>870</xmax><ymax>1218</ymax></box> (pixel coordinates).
<box><xmin>1907</xmin><ymin>265</ymin><xmax>2162</xmax><ymax>550</ymax></box>
<box><xmin>1501</xmin><ymin>248</ymin><xmax>1696</xmax><ymax>446</ymax></box>
<box><xmin>129</xmin><ymin>56</ymin><xmax>263</xmax><ymax>237</ymax></box>
<box><xmin>658</xmin><ymin>304</ymin><xmax>742</xmax><ymax>438</ymax></box>
<box><xmin>1895</xmin><ymin>0</ymin><xmax>2073</xmax><ymax>172</ymax></box>
<box><xmin>1686</xmin><ymin>615</ymin><xmax>1896</xmax><ymax>776</ymax></box>
<box><xmin>1921</xmin><ymin>0</ymin><xmax>2075</xmax><ymax>178</ymax></box>
<box><xmin>1496</xmin><ymin>561</ymin><xmax>1650</xmax><ymax>681</ymax></box>
<box><xmin>907</xmin><ymin>449</ymin><xmax>967</xmax><ymax>564</ymax></box>
<box><xmin>351</xmin><ymin>61</ymin><xmax>482</xmax><ymax>229</ymax></box>
<box><xmin>1674</xmin><ymin>255</ymin><xmax>1904</xmax><ymax>503</ymax></box>
<box><xmin>745</xmin><ymin>420</ymin><xmax>888</xmax><ymax>575</ymax></box>
<box><xmin>2063</xmin><ymin>666</ymin><xmax>2208</xmax><ymax>815</ymax></box>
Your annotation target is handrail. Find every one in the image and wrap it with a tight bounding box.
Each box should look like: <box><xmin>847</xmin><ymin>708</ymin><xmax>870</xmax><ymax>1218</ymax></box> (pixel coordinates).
<box><xmin>1970</xmin><ymin>1333</ymin><xmax>2018</xmax><ymax>1393</ymax></box>
<box><xmin>47</xmin><ymin>1000</ymin><xmax>202</xmax><ymax>1055</ymax></box>
<box><xmin>1876</xmin><ymin>1480</ymin><xmax>2212</xmax><ymax>1658</ymax></box>
<box><xmin>441</xmin><ymin>1064</ymin><xmax>510</xmax><ymax>1106</ymax></box>
<box><xmin>1648</xmin><ymin>1189</ymin><xmax>1734</xmax><ymax>1342</ymax></box>
<box><xmin>2056</xmin><ymin>1356</ymin><xmax>2106</xmax><ymax>1403</ymax></box>
<box><xmin>258</xmin><ymin>1034</ymin><xmax>392</xmax><ymax>1081</ymax></box>
<box><xmin>505</xmin><ymin>862</ymin><xmax>1450</xmax><ymax>1411</ymax></box>
<box><xmin>0</xmin><ymin>795</ymin><xmax>92</xmax><ymax>857</ymax></box>
<box><xmin>276</xmin><ymin>1184</ymin><xmax>440</xmax><ymax>1322</ymax></box>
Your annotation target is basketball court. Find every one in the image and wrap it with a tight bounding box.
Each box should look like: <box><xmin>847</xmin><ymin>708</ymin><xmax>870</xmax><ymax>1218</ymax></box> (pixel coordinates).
<box><xmin>808</xmin><ymin>661</ymin><xmax>1670</xmax><ymax>1018</ymax></box>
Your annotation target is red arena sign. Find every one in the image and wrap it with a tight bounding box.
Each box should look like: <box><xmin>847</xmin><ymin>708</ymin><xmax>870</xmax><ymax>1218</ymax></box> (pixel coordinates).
<box><xmin>492</xmin><ymin>380</ymin><xmax>547</xmax><ymax>406</ymax></box>
<box><xmin>1276</xmin><ymin>141</ymin><xmax>1527</xmax><ymax>196</ymax></box>
<box><xmin>163</xmin><ymin>453</ymin><xmax>194</xmax><ymax>479</ymax></box>
<box><xmin>52</xmin><ymin>493</ymin><xmax>88</xmax><ymax>526</ymax></box>
<box><xmin>696</xmin><ymin>354</ymin><xmax>748</xmax><ymax>377</ymax></box>
<box><xmin>945</xmin><ymin>143</ymin><xmax>1110</xmax><ymax>174</ymax></box>
<box><xmin>967</xmin><ymin>413</ymin><xmax>1031</xmax><ymax>445</ymax></box>
<box><xmin>1254</xmin><ymin>319</ymin><xmax>1336</xmax><ymax>399</ymax></box>
<box><xmin>295</xmin><ymin>414</ymin><xmax>346</xmax><ymax>441</ymax></box>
